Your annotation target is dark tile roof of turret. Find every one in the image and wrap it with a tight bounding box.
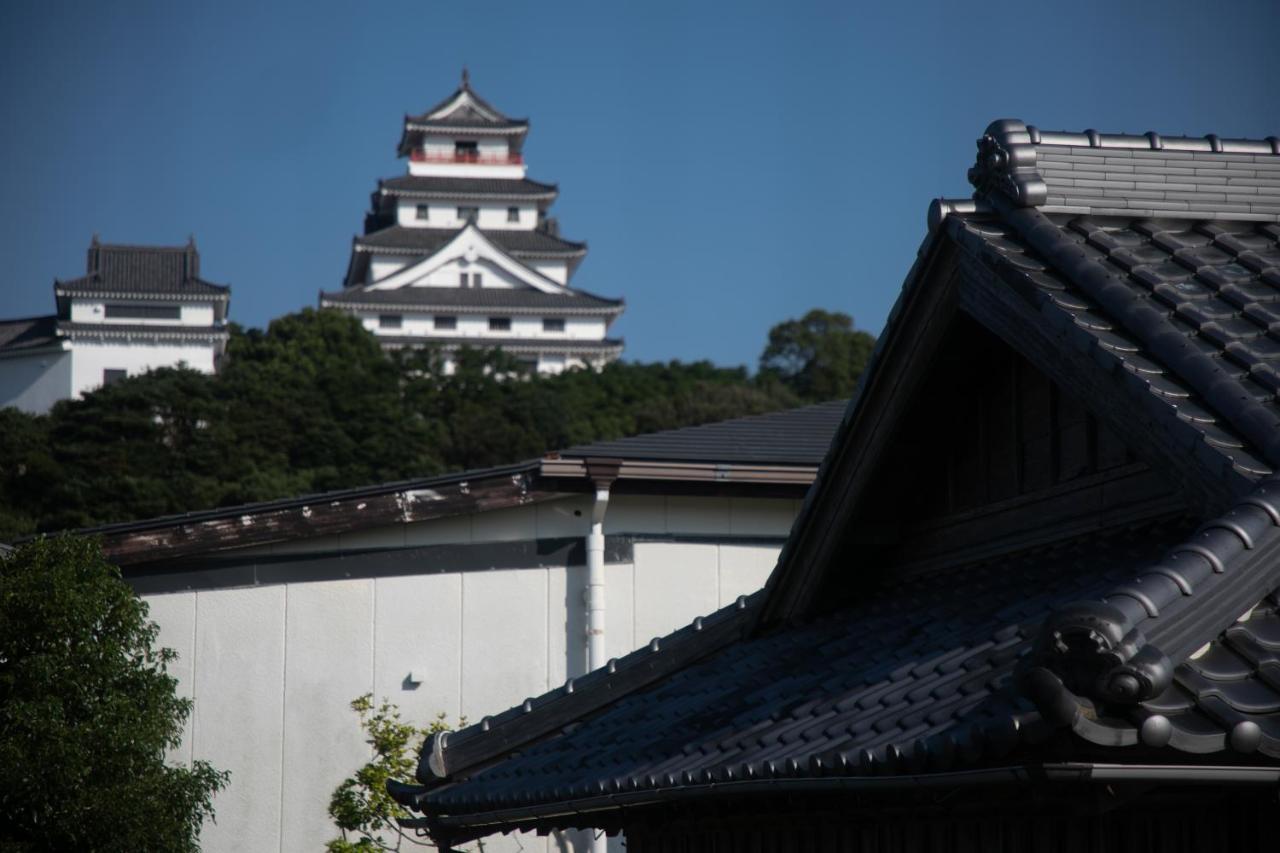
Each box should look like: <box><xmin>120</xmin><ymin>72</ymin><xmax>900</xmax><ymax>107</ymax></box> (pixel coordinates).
<box><xmin>55</xmin><ymin>239</ymin><xmax>229</xmax><ymax>298</ymax></box>
<box><xmin>355</xmin><ymin>225</ymin><xmax>586</xmax><ymax>258</ymax></box>
<box><xmin>0</xmin><ymin>315</ymin><xmax>60</xmax><ymax>354</ymax></box>
<box><xmin>378</xmin><ymin>176</ymin><xmax>558</xmax><ymax>201</ymax></box>
<box><xmin>405</xmin><ymin>79</ymin><xmax>528</xmax><ymax>131</ymax></box>
<box><xmin>319</xmin><ymin>285</ymin><xmax>622</xmax><ymax>313</ymax></box>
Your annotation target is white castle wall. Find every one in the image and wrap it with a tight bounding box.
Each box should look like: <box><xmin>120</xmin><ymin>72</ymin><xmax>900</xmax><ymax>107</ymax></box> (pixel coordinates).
<box><xmin>70</xmin><ymin>341</ymin><xmax>218</xmax><ymax>398</ymax></box>
<box><xmin>0</xmin><ymin>348</ymin><xmax>72</xmax><ymax>413</ymax></box>
<box><xmin>69</xmin><ymin>300</ymin><xmax>217</xmax><ymax>326</ymax></box>
<box><xmin>396</xmin><ymin>201</ymin><xmax>537</xmax><ymax>230</ymax></box>
<box><xmin>141</xmin><ymin>493</ymin><xmax>800</xmax><ymax>853</ymax></box>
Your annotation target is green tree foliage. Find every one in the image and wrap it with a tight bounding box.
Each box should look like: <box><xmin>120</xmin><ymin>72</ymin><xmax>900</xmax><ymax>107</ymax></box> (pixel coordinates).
<box><xmin>0</xmin><ymin>536</ymin><xmax>227</xmax><ymax>852</ymax></box>
<box><xmin>758</xmin><ymin>309</ymin><xmax>877</xmax><ymax>403</ymax></box>
<box><xmin>326</xmin><ymin>695</ymin><xmax>459</xmax><ymax>853</ymax></box>
<box><xmin>0</xmin><ymin>307</ymin><xmax>874</xmax><ymax>538</ymax></box>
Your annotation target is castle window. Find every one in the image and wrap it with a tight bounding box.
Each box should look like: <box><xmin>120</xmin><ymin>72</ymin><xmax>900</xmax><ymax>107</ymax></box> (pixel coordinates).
<box><xmin>488</xmin><ymin>317</ymin><xmax>511</xmax><ymax>332</ymax></box>
<box><xmin>415</xmin><ymin>204</ymin><xmax>429</xmax><ymax>220</ymax></box>
<box><xmin>434</xmin><ymin>315</ymin><xmax>457</xmax><ymax>331</ymax></box>
<box><xmin>458</xmin><ymin>206</ymin><xmax>479</xmax><ymax>222</ymax></box>
<box><xmin>507</xmin><ymin>207</ymin><xmax>520</xmax><ymax>223</ymax></box>
<box><xmin>455</xmin><ymin>140</ymin><xmax>478</xmax><ymax>159</ymax></box>
<box><xmin>104</xmin><ymin>303</ymin><xmax>181</xmax><ymax>320</ymax></box>
<box><xmin>543</xmin><ymin>318</ymin><xmax>565</xmax><ymax>333</ymax></box>
<box><xmin>378</xmin><ymin>314</ymin><xmax>402</xmax><ymax>329</ymax></box>
<box><xmin>103</xmin><ymin>369</ymin><xmax>127</xmax><ymax>386</ymax></box>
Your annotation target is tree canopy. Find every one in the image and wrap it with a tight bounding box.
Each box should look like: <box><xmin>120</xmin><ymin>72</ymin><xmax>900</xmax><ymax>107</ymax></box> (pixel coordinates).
<box><xmin>0</xmin><ymin>308</ymin><xmax>874</xmax><ymax>540</ymax></box>
<box><xmin>758</xmin><ymin>308</ymin><xmax>877</xmax><ymax>403</ymax></box>
<box><xmin>0</xmin><ymin>536</ymin><xmax>227</xmax><ymax>852</ymax></box>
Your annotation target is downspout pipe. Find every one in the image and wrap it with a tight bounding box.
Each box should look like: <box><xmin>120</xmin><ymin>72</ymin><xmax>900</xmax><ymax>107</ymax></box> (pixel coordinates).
<box><xmin>582</xmin><ymin>458</ymin><xmax>619</xmax><ymax>853</ymax></box>
<box><xmin>582</xmin><ymin>459</ymin><xmax>620</xmax><ymax>676</ymax></box>
<box><xmin>586</xmin><ymin>481</ymin><xmax>611</xmax><ymax>671</ymax></box>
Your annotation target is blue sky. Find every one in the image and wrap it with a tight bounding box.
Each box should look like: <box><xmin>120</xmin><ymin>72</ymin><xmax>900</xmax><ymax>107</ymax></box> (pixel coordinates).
<box><xmin>1</xmin><ymin>0</ymin><xmax>1276</xmax><ymax>368</ymax></box>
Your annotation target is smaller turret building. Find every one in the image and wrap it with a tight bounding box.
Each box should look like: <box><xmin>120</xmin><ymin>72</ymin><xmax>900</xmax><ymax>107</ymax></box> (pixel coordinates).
<box><xmin>0</xmin><ymin>237</ymin><xmax>230</xmax><ymax>413</ymax></box>
<box><xmin>321</xmin><ymin>72</ymin><xmax>624</xmax><ymax>374</ymax></box>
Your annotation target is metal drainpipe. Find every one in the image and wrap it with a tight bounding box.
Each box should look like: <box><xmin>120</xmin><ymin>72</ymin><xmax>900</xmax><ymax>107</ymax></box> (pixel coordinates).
<box><xmin>585</xmin><ymin>481</ymin><xmax>610</xmax><ymax>674</ymax></box>
<box><xmin>581</xmin><ymin>459</ymin><xmax>619</xmax><ymax>853</ymax></box>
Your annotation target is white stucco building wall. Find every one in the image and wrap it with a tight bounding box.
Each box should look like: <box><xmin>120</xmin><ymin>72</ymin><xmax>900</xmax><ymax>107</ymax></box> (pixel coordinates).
<box><xmin>138</xmin><ymin>493</ymin><xmax>799</xmax><ymax>853</ymax></box>
<box><xmin>0</xmin><ymin>348</ymin><xmax>72</xmax><ymax>414</ymax></box>
<box><xmin>69</xmin><ymin>341</ymin><xmax>218</xmax><ymax>399</ymax></box>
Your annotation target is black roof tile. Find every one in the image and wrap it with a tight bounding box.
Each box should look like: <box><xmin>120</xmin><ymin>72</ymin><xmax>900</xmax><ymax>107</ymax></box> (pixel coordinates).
<box><xmin>389</xmin><ymin>124</ymin><xmax>1280</xmax><ymax>836</ymax></box>
<box><xmin>415</xmin><ymin>519</ymin><xmax>1194</xmax><ymax>814</ymax></box>
<box><xmin>378</xmin><ymin>176</ymin><xmax>557</xmax><ymax>201</ymax></box>
<box><xmin>56</xmin><ymin>322</ymin><xmax>229</xmax><ymax>340</ymax></box>
<box><xmin>355</xmin><ymin>226</ymin><xmax>586</xmax><ymax>258</ymax></box>
<box><xmin>0</xmin><ymin>315</ymin><xmax>60</xmax><ymax>354</ymax></box>
<box><xmin>558</xmin><ymin>400</ymin><xmax>848</xmax><ymax>466</ymax></box>
<box><xmin>55</xmin><ymin>239</ymin><xmax>229</xmax><ymax>298</ymax></box>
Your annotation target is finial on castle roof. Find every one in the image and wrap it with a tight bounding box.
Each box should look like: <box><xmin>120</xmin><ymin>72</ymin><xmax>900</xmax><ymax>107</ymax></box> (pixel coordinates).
<box><xmin>187</xmin><ymin>233</ymin><xmax>197</xmax><ymax>248</ymax></box>
<box><xmin>461</xmin><ymin>66</ymin><xmax>470</xmax><ymax>90</ymax></box>
<box><xmin>90</xmin><ymin>233</ymin><xmax>100</xmax><ymax>246</ymax></box>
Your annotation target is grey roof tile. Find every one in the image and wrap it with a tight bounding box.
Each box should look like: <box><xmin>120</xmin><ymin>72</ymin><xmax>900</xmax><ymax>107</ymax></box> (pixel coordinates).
<box><xmin>0</xmin><ymin>315</ymin><xmax>60</xmax><ymax>354</ymax></box>
<box><xmin>378</xmin><ymin>176</ymin><xmax>557</xmax><ymax>200</ymax></box>
<box><xmin>355</xmin><ymin>225</ymin><xmax>586</xmax><ymax>257</ymax></box>
<box><xmin>557</xmin><ymin>400</ymin><xmax>848</xmax><ymax>466</ymax></box>
<box><xmin>390</xmin><ymin>124</ymin><xmax>1280</xmax><ymax>834</ymax></box>
<box><xmin>413</xmin><ymin>519</ymin><xmax>1194</xmax><ymax>814</ymax></box>
<box><xmin>56</xmin><ymin>240</ymin><xmax>229</xmax><ymax>298</ymax></box>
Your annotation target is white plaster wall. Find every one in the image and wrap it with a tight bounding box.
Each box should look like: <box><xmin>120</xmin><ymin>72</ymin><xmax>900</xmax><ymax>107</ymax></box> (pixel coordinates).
<box><xmin>408</xmin><ymin>160</ymin><xmax>527</xmax><ymax>179</ymax></box>
<box><xmin>70</xmin><ymin>301</ymin><xmax>101</xmax><ymax>323</ymax></box>
<box><xmin>397</xmin><ymin>201</ymin><xmax>536</xmax><ymax>230</ymax></box>
<box><xmin>369</xmin><ymin>255</ymin><xmax>408</xmax><ymax>282</ymax></box>
<box><xmin>565</xmin><ymin>317</ymin><xmax>608</xmax><ymax>340</ymax></box>
<box><xmin>69</xmin><ymin>299</ymin><xmax>216</xmax><ymax>326</ymax></box>
<box><xmin>182</xmin><ymin>304</ymin><xmax>216</xmax><ymax>325</ymax></box>
<box><xmin>70</xmin><ymin>341</ymin><xmax>218</xmax><ymax>398</ymax></box>
<box><xmin>143</xmin><ymin>494</ymin><xmax>800</xmax><ymax>853</ymax></box>
<box><xmin>0</xmin><ymin>349</ymin><xmax>71</xmax><ymax>413</ymax></box>
<box><xmin>191</xmin><ymin>586</ymin><xmax>287</xmax><ymax>853</ymax></box>
<box><xmin>529</xmin><ymin>259</ymin><xmax>569</xmax><ymax>285</ymax></box>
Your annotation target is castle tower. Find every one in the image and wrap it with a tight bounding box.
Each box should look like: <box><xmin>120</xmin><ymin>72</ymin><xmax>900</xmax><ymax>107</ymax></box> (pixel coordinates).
<box><xmin>321</xmin><ymin>72</ymin><xmax>624</xmax><ymax>374</ymax></box>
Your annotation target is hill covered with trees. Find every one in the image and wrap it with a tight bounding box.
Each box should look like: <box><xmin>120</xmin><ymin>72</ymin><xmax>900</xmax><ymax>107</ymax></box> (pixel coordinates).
<box><xmin>0</xmin><ymin>308</ymin><xmax>874</xmax><ymax>540</ymax></box>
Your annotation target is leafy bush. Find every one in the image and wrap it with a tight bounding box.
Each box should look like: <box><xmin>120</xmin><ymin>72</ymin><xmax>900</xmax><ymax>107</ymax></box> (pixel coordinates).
<box><xmin>0</xmin><ymin>537</ymin><xmax>227</xmax><ymax>852</ymax></box>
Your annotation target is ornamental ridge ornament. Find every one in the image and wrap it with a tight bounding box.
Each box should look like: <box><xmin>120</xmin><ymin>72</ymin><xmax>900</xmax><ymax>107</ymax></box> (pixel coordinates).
<box><xmin>966</xmin><ymin>119</ymin><xmax>1048</xmax><ymax>208</ymax></box>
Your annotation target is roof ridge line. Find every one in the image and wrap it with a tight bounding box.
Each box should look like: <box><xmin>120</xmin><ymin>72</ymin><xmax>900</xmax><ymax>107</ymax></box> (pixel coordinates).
<box><xmin>1028</xmin><ymin>125</ymin><xmax>1280</xmax><ymax>156</ymax></box>
<box><xmin>984</xmin><ymin>191</ymin><xmax>1280</xmax><ymax>468</ymax></box>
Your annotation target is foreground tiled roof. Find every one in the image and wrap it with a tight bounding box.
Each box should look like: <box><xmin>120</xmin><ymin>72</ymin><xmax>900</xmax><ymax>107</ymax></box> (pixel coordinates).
<box><xmin>319</xmin><ymin>286</ymin><xmax>622</xmax><ymax>314</ymax></box>
<box><xmin>55</xmin><ymin>240</ymin><xmax>229</xmax><ymax>298</ymax></box>
<box><xmin>355</xmin><ymin>226</ymin><xmax>586</xmax><ymax>258</ymax></box>
<box><xmin>952</xmin><ymin>130</ymin><xmax>1280</xmax><ymax>491</ymax></box>
<box><xmin>0</xmin><ymin>315</ymin><xmax>60</xmax><ymax>354</ymax></box>
<box><xmin>412</xmin><ymin>519</ymin><xmax>1189</xmax><ymax>814</ymax></box>
<box><xmin>392</xmin><ymin>123</ymin><xmax>1280</xmax><ymax>837</ymax></box>
<box><xmin>379</xmin><ymin>176</ymin><xmax>558</xmax><ymax>201</ymax></box>
<box><xmin>558</xmin><ymin>400</ymin><xmax>848</xmax><ymax>466</ymax></box>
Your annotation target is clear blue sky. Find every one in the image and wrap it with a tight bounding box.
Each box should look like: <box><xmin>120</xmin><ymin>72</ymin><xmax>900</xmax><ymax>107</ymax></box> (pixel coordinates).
<box><xmin>2</xmin><ymin>0</ymin><xmax>1276</xmax><ymax>368</ymax></box>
